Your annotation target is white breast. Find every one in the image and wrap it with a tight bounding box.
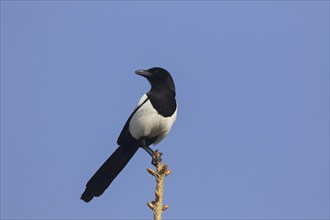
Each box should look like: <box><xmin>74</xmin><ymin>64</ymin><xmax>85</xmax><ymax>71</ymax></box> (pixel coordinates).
<box><xmin>129</xmin><ymin>94</ymin><xmax>177</xmax><ymax>145</ymax></box>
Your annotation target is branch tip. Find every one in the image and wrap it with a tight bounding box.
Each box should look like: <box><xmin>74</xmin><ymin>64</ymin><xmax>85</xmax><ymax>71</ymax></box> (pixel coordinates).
<box><xmin>162</xmin><ymin>205</ymin><xmax>169</xmax><ymax>211</ymax></box>
<box><xmin>147</xmin><ymin>202</ymin><xmax>154</xmax><ymax>210</ymax></box>
<box><xmin>147</xmin><ymin>168</ymin><xmax>156</xmax><ymax>176</ymax></box>
<box><xmin>164</xmin><ymin>169</ymin><xmax>171</xmax><ymax>176</ymax></box>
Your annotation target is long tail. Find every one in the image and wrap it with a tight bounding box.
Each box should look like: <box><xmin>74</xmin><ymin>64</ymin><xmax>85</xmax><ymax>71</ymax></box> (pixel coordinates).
<box><xmin>81</xmin><ymin>144</ymin><xmax>139</xmax><ymax>202</ymax></box>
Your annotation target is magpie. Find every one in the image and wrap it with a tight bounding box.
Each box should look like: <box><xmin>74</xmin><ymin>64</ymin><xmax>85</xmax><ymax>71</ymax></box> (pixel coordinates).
<box><xmin>81</xmin><ymin>67</ymin><xmax>177</xmax><ymax>203</ymax></box>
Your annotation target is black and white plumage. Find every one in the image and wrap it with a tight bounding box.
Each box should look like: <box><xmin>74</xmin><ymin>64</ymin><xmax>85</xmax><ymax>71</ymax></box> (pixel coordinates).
<box><xmin>81</xmin><ymin>67</ymin><xmax>177</xmax><ymax>203</ymax></box>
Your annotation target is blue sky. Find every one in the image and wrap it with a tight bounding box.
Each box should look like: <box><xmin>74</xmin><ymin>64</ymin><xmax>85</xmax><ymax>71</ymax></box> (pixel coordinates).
<box><xmin>1</xmin><ymin>1</ymin><xmax>329</xmax><ymax>219</ymax></box>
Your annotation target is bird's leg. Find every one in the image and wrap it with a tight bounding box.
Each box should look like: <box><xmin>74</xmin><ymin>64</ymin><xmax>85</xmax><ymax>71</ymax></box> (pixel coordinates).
<box><xmin>143</xmin><ymin>146</ymin><xmax>155</xmax><ymax>158</ymax></box>
<box><xmin>138</xmin><ymin>137</ymin><xmax>154</xmax><ymax>157</ymax></box>
<box><xmin>138</xmin><ymin>137</ymin><xmax>162</xmax><ymax>165</ymax></box>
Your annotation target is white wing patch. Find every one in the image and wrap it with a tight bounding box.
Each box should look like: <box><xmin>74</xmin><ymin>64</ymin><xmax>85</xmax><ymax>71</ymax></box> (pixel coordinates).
<box><xmin>136</xmin><ymin>94</ymin><xmax>148</xmax><ymax>107</ymax></box>
<box><xmin>129</xmin><ymin>94</ymin><xmax>177</xmax><ymax>145</ymax></box>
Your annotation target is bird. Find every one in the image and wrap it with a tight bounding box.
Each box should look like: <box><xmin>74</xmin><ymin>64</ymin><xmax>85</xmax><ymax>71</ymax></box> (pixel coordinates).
<box><xmin>81</xmin><ymin>67</ymin><xmax>177</xmax><ymax>203</ymax></box>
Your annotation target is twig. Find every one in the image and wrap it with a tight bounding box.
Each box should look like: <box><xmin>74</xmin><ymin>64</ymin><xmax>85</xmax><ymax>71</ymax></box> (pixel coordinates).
<box><xmin>146</xmin><ymin>152</ymin><xmax>171</xmax><ymax>220</ymax></box>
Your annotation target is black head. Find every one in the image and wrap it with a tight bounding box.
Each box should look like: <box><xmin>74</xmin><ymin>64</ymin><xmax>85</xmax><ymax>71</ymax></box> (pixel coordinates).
<box><xmin>135</xmin><ymin>67</ymin><xmax>176</xmax><ymax>95</ymax></box>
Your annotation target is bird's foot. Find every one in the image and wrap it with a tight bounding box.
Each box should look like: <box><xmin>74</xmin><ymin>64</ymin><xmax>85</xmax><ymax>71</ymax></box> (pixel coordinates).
<box><xmin>138</xmin><ymin>137</ymin><xmax>163</xmax><ymax>166</ymax></box>
<box><xmin>151</xmin><ymin>150</ymin><xmax>163</xmax><ymax>166</ymax></box>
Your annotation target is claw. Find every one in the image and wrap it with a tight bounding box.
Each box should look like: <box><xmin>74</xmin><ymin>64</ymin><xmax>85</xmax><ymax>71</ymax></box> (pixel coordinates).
<box><xmin>151</xmin><ymin>156</ymin><xmax>162</xmax><ymax>166</ymax></box>
<box><xmin>153</xmin><ymin>150</ymin><xmax>162</xmax><ymax>158</ymax></box>
<box><xmin>151</xmin><ymin>151</ymin><xmax>163</xmax><ymax>166</ymax></box>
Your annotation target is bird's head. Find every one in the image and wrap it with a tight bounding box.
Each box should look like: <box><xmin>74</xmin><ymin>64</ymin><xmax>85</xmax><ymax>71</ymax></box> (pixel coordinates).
<box><xmin>135</xmin><ymin>67</ymin><xmax>176</xmax><ymax>95</ymax></box>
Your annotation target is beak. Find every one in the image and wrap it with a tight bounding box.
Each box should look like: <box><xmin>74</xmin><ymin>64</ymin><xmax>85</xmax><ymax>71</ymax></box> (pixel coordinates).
<box><xmin>135</xmin><ymin>69</ymin><xmax>152</xmax><ymax>77</ymax></box>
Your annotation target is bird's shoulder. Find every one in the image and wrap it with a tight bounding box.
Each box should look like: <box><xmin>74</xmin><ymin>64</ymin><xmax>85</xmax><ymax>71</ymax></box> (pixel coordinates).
<box><xmin>147</xmin><ymin>90</ymin><xmax>177</xmax><ymax>117</ymax></box>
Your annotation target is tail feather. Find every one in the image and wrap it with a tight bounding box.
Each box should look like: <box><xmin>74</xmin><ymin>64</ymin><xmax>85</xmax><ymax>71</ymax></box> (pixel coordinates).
<box><xmin>81</xmin><ymin>144</ymin><xmax>139</xmax><ymax>202</ymax></box>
